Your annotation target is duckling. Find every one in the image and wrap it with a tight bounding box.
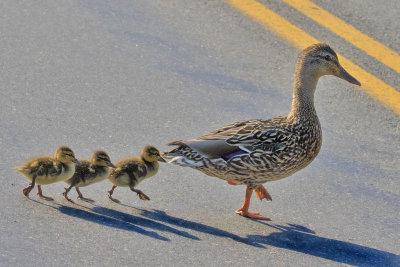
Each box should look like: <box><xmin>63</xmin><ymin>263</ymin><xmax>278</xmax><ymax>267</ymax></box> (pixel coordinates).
<box><xmin>63</xmin><ymin>150</ymin><xmax>116</xmax><ymax>202</ymax></box>
<box><xmin>15</xmin><ymin>146</ymin><xmax>79</xmax><ymax>200</ymax></box>
<box><xmin>107</xmin><ymin>145</ymin><xmax>165</xmax><ymax>203</ymax></box>
<box><xmin>162</xmin><ymin>43</ymin><xmax>361</xmax><ymax>220</ymax></box>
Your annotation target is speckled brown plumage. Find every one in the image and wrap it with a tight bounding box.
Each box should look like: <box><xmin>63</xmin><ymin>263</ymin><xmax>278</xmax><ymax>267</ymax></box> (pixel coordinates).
<box><xmin>162</xmin><ymin>43</ymin><xmax>361</xmax><ymax>219</ymax></box>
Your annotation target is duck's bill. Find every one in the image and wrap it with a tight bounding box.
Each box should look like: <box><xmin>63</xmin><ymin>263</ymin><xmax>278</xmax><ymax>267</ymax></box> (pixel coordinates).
<box><xmin>158</xmin><ymin>157</ymin><xmax>166</xmax><ymax>163</ymax></box>
<box><xmin>338</xmin><ymin>66</ymin><xmax>361</xmax><ymax>86</ymax></box>
<box><xmin>73</xmin><ymin>158</ymin><xmax>80</xmax><ymax>164</ymax></box>
<box><xmin>108</xmin><ymin>162</ymin><xmax>117</xmax><ymax>168</ymax></box>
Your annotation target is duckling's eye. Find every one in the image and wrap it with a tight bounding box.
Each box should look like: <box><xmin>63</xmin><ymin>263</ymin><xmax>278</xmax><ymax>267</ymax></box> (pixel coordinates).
<box><xmin>324</xmin><ymin>55</ymin><xmax>331</xmax><ymax>61</ymax></box>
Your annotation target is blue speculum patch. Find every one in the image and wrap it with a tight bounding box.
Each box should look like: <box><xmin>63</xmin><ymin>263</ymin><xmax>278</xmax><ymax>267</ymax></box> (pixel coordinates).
<box><xmin>222</xmin><ymin>149</ymin><xmax>248</xmax><ymax>161</ymax></box>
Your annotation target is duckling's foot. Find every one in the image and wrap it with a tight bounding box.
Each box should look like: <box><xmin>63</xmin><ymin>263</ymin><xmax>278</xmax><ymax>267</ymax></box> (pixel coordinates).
<box><xmin>254</xmin><ymin>185</ymin><xmax>272</xmax><ymax>201</ymax></box>
<box><xmin>23</xmin><ymin>184</ymin><xmax>34</xmax><ymax>197</ymax></box>
<box><xmin>63</xmin><ymin>187</ymin><xmax>75</xmax><ymax>203</ymax></box>
<box><xmin>138</xmin><ymin>193</ymin><xmax>150</xmax><ymax>201</ymax></box>
<box><xmin>235</xmin><ymin>208</ymin><xmax>270</xmax><ymax>220</ymax></box>
<box><xmin>62</xmin><ymin>193</ymin><xmax>74</xmax><ymax>203</ymax></box>
<box><xmin>37</xmin><ymin>185</ymin><xmax>54</xmax><ymax>201</ymax></box>
<box><xmin>78</xmin><ymin>196</ymin><xmax>95</xmax><ymax>202</ymax></box>
<box><xmin>131</xmin><ymin>188</ymin><xmax>150</xmax><ymax>201</ymax></box>
<box><xmin>76</xmin><ymin>188</ymin><xmax>95</xmax><ymax>202</ymax></box>
<box><xmin>108</xmin><ymin>185</ymin><xmax>120</xmax><ymax>203</ymax></box>
<box><xmin>108</xmin><ymin>195</ymin><xmax>121</xmax><ymax>203</ymax></box>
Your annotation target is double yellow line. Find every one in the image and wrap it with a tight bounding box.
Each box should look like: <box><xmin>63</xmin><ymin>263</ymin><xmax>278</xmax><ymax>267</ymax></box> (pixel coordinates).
<box><xmin>225</xmin><ymin>0</ymin><xmax>400</xmax><ymax>116</ymax></box>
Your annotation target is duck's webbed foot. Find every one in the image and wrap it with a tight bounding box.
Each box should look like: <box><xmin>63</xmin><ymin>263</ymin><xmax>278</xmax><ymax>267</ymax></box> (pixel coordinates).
<box><xmin>130</xmin><ymin>188</ymin><xmax>150</xmax><ymax>201</ymax></box>
<box><xmin>235</xmin><ymin>208</ymin><xmax>270</xmax><ymax>220</ymax></box>
<box><xmin>37</xmin><ymin>185</ymin><xmax>54</xmax><ymax>201</ymax></box>
<box><xmin>236</xmin><ymin>186</ymin><xmax>270</xmax><ymax>220</ymax></box>
<box><xmin>254</xmin><ymin>185</ymin><xmax>272</xmax><ymax>201</ymax></box>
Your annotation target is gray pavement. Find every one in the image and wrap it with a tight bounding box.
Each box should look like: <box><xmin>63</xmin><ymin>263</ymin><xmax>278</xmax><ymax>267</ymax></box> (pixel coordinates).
<box><xmin>1</xmin><ymin>0</ymin><xmax>399</xmax><ymax>266</ymax></box>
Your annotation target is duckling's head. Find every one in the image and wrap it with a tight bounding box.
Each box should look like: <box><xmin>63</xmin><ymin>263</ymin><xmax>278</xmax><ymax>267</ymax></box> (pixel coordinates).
<box><xmin>140</xmin><ymin>146</ymin><xmax>166</xmax><ymax>162</ymax></box>
<box><xmin>54</xmin><ymin>146</ymin><xmax>80</xmax><ymax>164</ymax></box>
<box><xmin>297</xmin><ymin>43</ymin><xmax>361</xmax><ymax>86</ymax></box>
<box><xmin>90</xmin><ymin>150</ymin><xmax>116</xmax><ymax>168</ymax></box>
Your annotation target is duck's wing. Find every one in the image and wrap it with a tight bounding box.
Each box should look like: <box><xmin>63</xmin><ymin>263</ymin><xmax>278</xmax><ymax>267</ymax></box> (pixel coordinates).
<box><xmin>196</xmin><ymin>119</ymin><xmax>269</xmax><ymax>140</ymax></box>
<box><xmin>165</xmin><ymin>117</ymin><xmax>293</xmax><ymax>160</ymax></box>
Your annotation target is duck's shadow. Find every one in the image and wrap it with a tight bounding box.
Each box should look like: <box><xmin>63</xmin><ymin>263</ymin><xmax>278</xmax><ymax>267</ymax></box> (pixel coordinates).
<box><xmin>249</xmin><ymin>221</ymin><xmax>399</xmax><ymax>266</ymax></box>
<box><xmin>53</xmin><ymin>200</ymin><xmax>399</xmax><ymax>266</ymax></box>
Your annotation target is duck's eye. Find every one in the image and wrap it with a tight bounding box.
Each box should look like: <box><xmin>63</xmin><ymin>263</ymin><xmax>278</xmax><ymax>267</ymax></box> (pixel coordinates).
<box><xmin>324</xmin><ymin>55</ymin><xmax>331</xmax><ymax>61</ymax></box>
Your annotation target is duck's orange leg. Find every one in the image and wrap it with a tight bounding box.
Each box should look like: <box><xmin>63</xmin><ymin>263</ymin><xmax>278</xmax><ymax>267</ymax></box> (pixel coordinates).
<box><xmin>227</xmin><ymin>180</ymin><xmax>239</xmax><ymax>185</ymax></box>
<box><xmin>254</xmin><ymin>185</ymin><xmax>272</xmax><ymax>201</ymax></box>
<box><xmin>236</xmin><ymin>187</ymin><xmax>270</xmax><ymax>220</ymax></box>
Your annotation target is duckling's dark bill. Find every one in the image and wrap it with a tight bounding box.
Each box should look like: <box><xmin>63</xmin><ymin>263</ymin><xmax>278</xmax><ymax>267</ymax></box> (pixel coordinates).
<box><xmin>158</xmin><ymin>157</ymin><xmax>166</xmax><ymax>162</ymax></box>
<box><xmin>338</xmin><ymin>66</ymin><xmax>361</xmax><ymax>86</ymax></box>
<box><xmin>108</xmin><ymin>162</ymin><xmax>117</xmax><ymax>168</ymax></box>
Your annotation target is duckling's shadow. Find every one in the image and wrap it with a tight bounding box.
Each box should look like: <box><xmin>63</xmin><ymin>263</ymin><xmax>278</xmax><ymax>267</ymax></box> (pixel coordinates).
<box><xmin>94</xmin><ymin>205</ymin><xmax>263</xmax><ymax>247</ymax></box>
<box><xmin>54</xmin><ymin>199</ymin><xmax>262</xmax><ymax>247</ymax></box>
<box><xmin>27</xmin><ymin>197</ymin><xmax>168</xmax><ymax>241</ymax></box>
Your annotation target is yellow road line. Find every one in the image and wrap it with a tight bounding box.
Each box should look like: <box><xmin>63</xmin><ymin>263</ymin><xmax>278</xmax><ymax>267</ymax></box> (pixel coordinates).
<box><xmin>225</xmin><ymin>0</ymin><xmax>400</xmax><ymax>116</ymax></box>
<box><xmin>283</xmin><ymin>0</ymin><xmax>400</xmax><ymax>74</ymax></box>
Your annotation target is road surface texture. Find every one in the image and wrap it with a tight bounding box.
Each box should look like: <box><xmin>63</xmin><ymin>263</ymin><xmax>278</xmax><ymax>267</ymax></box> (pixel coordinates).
<box><xmin>1</xmin><ymin>0</ymin><xmax>399</xmax><ymax>266</ymax></box>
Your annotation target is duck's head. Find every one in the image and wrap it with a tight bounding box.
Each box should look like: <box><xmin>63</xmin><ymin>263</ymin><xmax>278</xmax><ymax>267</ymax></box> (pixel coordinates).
<box><xmin>54</xmin><ymin>146</ymin><xmax>80</xmax><ymax>164</ymax></box>
<box><xmin>140</xmin><ymin>146</ymin><xmax>166</xmax><ymax>162</ymax></box>
<box><xmin>297</xmin><ymin>43</ymin><xmax>361</xmax><ymax>86</ymax></box>
<box><xmin>90</xmin><ymin>150</ymin><xmax>116</xmax><ymax>168</ymax></box>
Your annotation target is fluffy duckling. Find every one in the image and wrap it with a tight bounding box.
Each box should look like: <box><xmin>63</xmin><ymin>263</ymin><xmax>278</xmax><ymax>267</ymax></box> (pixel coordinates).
<box><xmin>63</xmin><ymin>150</ymin><xmax>116</xmax><ymax>202</ymax></box>
<box><xmin>107</xmin><ymin>145</ymin><xmax>165</xmax><ymax>203</ymax></box>
<box><xmin>15</xmin><ymin>146</ymin><xmax>79</xmax><ymax>200</ymax></box>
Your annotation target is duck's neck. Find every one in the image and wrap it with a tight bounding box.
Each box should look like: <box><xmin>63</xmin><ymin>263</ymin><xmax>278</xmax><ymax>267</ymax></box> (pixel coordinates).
<box><xmin>288</xmin><ymin>67</ymin><xmax>319</xmax><ymax>121</ymax></box>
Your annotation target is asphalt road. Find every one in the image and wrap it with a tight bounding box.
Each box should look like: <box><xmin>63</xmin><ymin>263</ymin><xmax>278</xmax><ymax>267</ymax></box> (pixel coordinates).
<box><xmin>1</xmin><ymin>0</ymin><xmax>399</xmax><ymax>266</ymax></box>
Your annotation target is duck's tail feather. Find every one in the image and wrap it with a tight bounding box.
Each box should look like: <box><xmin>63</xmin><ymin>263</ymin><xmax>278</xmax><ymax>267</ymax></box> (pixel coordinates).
<box><xmin>162</xmin><ymin>141</ymin><xmax>205</xmax><ymax>167</ymax></box>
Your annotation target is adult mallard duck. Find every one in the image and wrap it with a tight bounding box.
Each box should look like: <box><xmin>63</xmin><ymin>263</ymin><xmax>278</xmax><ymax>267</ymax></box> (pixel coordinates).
<box><xmin>162</xmin><ymin>43</ymin><xmax>361</xmax><ymax>220</ymax></box>
<box><xmin>107</xmin><ymin>146</ymin><xmax>165</xmax><ymax>203</ymax></box>
<box><xmin>15</xmin><ymin>146</ymin><xmax>80</xmax><ymax>200</ymax></box>
<box><xmin>63</xmin><ymin>150</ymin><xmax>116</xmax><ymax>203</ymax></box>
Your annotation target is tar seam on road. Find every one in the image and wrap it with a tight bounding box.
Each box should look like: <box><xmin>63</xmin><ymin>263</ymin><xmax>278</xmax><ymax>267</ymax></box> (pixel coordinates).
<box><xmin>283</xmin><ymin>0</ymin><xmax>400</xmax><ymax>75</ymax></box>
<box><xmin>225</xmin><ymin>0</ymin><xmax>400</xmax><ymax>116</ymax></box>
